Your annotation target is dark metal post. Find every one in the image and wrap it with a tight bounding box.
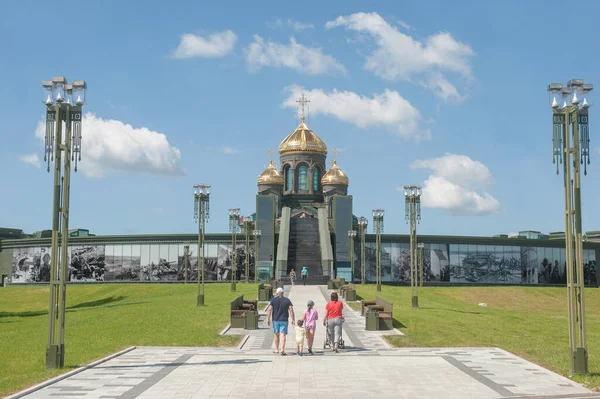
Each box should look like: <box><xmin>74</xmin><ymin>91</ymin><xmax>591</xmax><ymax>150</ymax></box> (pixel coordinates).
<box><xmin>549</xmin><ymin>80</ymin><xmax>591</xmax><ymax>374</ymax></box>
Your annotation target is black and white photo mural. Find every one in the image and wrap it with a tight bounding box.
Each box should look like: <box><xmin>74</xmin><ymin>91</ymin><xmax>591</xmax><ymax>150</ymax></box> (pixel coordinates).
<box><xmin>390</xmin><ymin>243</ymin><xmax>410</xmax><ymax>282</ymax></box>
<box><xmin>8</xmin><ymin>241</ymin><xmax>594</xmax><ymax>285</ymax></box>
<box><xmin>12</xmin><ymin>246</ymin><xmax>52</xmax><ymax>283</ymax></box>
<box><xmin>429</xmin><ymin>244</ymin><xmax>450</xmax><ymax>281</ymax></box>
<box><xmin>69</xmin><ymin>245</ymin><xmax>106</xmax><ymax>281</ymax></box>
<box><xmin>449</xmin><ymin>244</ymin><xmax>522</xmax><ymax>284</ymax></box>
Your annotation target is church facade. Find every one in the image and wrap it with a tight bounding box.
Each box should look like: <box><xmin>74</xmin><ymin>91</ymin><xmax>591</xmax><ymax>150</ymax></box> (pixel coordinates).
<box><xmin>255</xmin><ymin>114</ymin><xmax>352</xmax><ymax>282</ymax></box>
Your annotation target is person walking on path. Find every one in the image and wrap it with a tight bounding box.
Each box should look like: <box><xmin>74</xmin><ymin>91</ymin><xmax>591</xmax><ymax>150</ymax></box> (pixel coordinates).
<box><xmin>303</xmin><ymin>299</ymin><xmax>318</xmax><ymax>355</ymax></box>
<box><xmin>289</xmin><ymin>269</ymin><xmax>296</xmax><ymax>286</ymax></box>
<box><xmin>267</xmin><ymin>287</ymin><xmax>295</xmax><ymax>355</ymax></box>
<box><xmin>301</xmin><ymin>267</ymin><xmax>308</xmax><ymax>286</ymax></box>
<box><xmin>295</xmin><ymin>319</ymin><xmax>306</xmax><ymax>356</ymax></box>
<box><xmin>323</xmin><ymin>291</ymin><xmax>343</xmax><ymax>353</ymax></box>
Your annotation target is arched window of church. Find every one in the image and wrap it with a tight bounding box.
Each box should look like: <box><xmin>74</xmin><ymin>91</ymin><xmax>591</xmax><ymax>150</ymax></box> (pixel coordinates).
<box><xmin>298</xmin><ymin>164</ymin><xmax>308</xmax><ymax>190</ymax></box>
<box><xmin>313</xmin><ymin>167</ymin><xmax>320</xmax><ymax>191</ymax></box>
<box><xmin>285</xmin><ymin>166</ymin><xmax>293</xmax><ymax>191</ymax></box>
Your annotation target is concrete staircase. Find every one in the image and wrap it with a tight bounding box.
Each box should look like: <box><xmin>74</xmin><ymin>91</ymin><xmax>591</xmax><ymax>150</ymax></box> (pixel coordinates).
<box><xmin>286</xmin><ymin>218</ymin><xmax>327</xmax><ymax>285</ymax></box>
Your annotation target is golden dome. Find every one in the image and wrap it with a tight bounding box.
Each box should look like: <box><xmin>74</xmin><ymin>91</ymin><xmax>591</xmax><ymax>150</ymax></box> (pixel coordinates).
<box><xmin>321</xmin><ymin>161</ymin><xmax>349</xmax><ymax>185</ymax></box>
<box><xmin>257</xmin><ymin>160</ymin><xmax>284</xmax><ymax>185</ymax></box>
<box><xmin>278</xmin><ymin>121</ymin><xmax>328</xmax><ymax>155</ymax></box>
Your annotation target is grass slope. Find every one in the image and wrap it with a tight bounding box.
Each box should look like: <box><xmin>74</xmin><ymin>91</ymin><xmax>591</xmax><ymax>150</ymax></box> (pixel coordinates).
<box><xmin>355</xmin><ymin>285</ymin><xmax>600</xmax><ymax>390</ymax></box>
<box><xmin>0</xmin><ymin>283</ymin><xmax>257</xmax><ymax>397</ymax></box>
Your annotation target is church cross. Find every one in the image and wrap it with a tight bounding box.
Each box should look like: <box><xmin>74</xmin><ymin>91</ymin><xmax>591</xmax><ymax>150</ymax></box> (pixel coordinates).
<box><xmin>268</xmin><ymin>148</ymin><xmax>274</xmax><ymax>162</ymax></box>
<box><xmin>332</xmin><ymin>148</ymin><xmax>339</xmax><ymax>162</ymax></box>
<box><xmin>296</xmin><ymin>93</ymin><xmax>310</xmax><ymax>122</ymax></box>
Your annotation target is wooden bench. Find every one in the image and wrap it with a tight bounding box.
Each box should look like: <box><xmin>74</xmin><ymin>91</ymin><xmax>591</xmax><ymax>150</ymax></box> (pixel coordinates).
<box><xmin>364</xmin><ymin>296</ymin><xmax>393</xmax><ymax>331</ymax></box>
<box><xmin>361</xmin><ymin>300</ymin><xmax>376</xmax><ymax>316</ymax></box>
<box><xmin>230</xmin><ymin>295</ymin><xmax>259</xmax><ymax>330</ymax></box>
<box><xmin>269</xmin><ymin>278</ymin><xmax>284</xmax><ymax>290</ymax></box>
<box><xmin>327</xmin><ymin>278</ymin><xmax>346</xmax><ymax>290</ymax></box>
<box><xmin>340</xmin><ymin>283</ymin><xmax>356</xmax><ymax>301</ymax></box>
<box><xmin>258</xmin><ymin>283</ymin><xmax>273</xmax><ymax>301</ymax></box>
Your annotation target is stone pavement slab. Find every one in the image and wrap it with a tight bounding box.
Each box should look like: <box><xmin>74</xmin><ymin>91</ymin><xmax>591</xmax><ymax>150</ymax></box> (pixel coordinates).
<box><xmin>9</xmin><ymin>346</ymin><xmax>597</xmax><ymax>399</ymax></box>
<box><xmin>8</xmin><ymin>285</ymin><xmax>598</xmax><ymax>399</ymax></box>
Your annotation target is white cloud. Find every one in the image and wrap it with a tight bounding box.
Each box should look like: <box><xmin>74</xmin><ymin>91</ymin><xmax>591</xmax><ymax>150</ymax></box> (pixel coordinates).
<box><xmin>396</xmin><ymin>20</ymin><xmax>412</xmax><ymax>31</ymax></box>
<box><xmin>283</xmin><ymin>85</ymin><xmax>428</xmax><ymax>140</ymax></box>
<box><xmin>246</xmin><ymin>35</ymin><xmax>347</xmax><ymax>76</ymax></box>
<box><xmin>19</xmin><ymin>153</ymin><xmax>40</xmax><ymax>168</ymax></box>
<box><xmin>274</xmin><ymin>19</ymin><xmax>315</xmax><ymax>31</ymax></box>
<box><xmin>408</xmin><ymin>153</ymin><xmax>501</xmax><ymax>215</ymax></box>
<box><xmin>325</xmin><ymin>12</ymin><xmax>474</xmax><ymax>101</ymax></box>
<box><xmin>171</xmin><ymin>30</ymin><xmax>237</xmax><ymax>59</ymax></box>
<box><xmin>34</xmin><ymin>113</ymin><xmax>183</xmax><ymax>178</ymax></box>
<box><xmin>220</xmin><ymin>147</ymin><xmax>239</xmax><ymax>155</ymax></box>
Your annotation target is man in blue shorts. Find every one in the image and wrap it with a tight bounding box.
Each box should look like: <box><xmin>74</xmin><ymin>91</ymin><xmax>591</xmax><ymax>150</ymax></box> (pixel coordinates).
<box><xmin>267</xmin><ymin>287</ymin><xmax>295</xmax><ymax>355</ymax></box>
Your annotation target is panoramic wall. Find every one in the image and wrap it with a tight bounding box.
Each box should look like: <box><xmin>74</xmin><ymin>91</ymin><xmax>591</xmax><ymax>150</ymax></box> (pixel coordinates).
<box><xmin>11</xmin><ymin>242</ymin><xmax>255</xmax><ymax>283</ymax></box>
<box><xmin>352</xmin><ymin>242</ymin><xmax>597</xmax><ymax>285</ymax></box>
<box><xmin>6</xmin><ymin>237</ymin><xmax>599</xmax><ymax>285</ymax></box>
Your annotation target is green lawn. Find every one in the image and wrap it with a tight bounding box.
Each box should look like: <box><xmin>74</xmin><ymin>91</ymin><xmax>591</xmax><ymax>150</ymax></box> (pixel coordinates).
<box><xmin>355</xmin><ymin>285</ymin><xmax>600</xmax><ymax>391</ymax></box>
<box><xmin>0</xmin><ymin>283</ymin><xmax>257</xmax><ymax>397</ymax></box>
<box><xmin>3</xmin><ymin>284</ymin><xmax>600</xmax><ymax>396</ymax></box>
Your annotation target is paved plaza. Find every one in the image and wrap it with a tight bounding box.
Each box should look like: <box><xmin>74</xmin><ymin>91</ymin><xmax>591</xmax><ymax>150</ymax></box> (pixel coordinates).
<box><xmin>8</xmin><ymin>286</ymin><xmax>598</xmax><ymax>399</ymax></box>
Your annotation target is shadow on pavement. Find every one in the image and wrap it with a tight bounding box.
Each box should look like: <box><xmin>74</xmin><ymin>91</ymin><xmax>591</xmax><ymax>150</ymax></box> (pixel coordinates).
<box><xmin>97</xmin><ymin>359</ymin><xmax>272</xmax><ymax>369</ymax></box>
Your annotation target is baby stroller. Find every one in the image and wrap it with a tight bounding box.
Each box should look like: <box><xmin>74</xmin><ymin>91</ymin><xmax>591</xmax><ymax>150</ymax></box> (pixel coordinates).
<box><xmin>323</xmin><ymin>318</ymin><xmax>345</xmax><ymax>349</ymax></box>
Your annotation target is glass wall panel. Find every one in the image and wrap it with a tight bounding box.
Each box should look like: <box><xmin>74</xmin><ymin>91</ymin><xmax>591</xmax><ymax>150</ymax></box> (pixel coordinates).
<box><xmin>537</xmin><ymin>247</ymin><xmax>549</xmax><ymax>284</ymax></box>
<box><xmin>381</xmin><ymin>242</ymin><xmax>392</xmax><ymax>282</ymax></box>
<box><xmin>217</xmin><ymin>243</ymin><xmax>231</xmax><ymax>281</ymax></box>
<box><xmin>430</xmin><ymin>243</ymin><xmax>449</xmax><ymax>281</ymax></box>
<box><xmin>168</xmin><ymin>244</ymin><xmax>179</xmax><ymax>281</ymax></box>
<box><xmin>365</xmin><ymin>241</ymin><xmax>376</xmax><ymax>282</ymax></box>
<box><xmin>500</xmin><ymin>245</ymin><xmax>521</xmax><ymax>284</ymax></box>
<box><xmin>113</xmin><ymin>245</ymin><xmax>123</xmax><ymax>281</ymax></box>
<box><xmin>138</xmin><ymin>244</ymin><xmax>149</xmax><ymax>281</ymax></box>
<box><xmin>584</xmin><ymin>249</ymin><xmax>598</xmax><ymax>285</ymax></box>
<box><xmin>121</xmin><ymin>244</ymin><xmax>131</xmax><ymax>282</ymax></box>
<box><xmin>104</xmin><ymin>245</ymin><xmax>115</xmax><ymax>281</ymax></box>
<box><xmin>146</xmin><ymin>244</ymin><xmax>159</xmax><ymax>281</ymax></box>
<box><xmin>520</xmin><ymin>246</ymin><xmax>538</xmax><ymax>284</ymax></box>
<box><xmin>204</xmin><ymin>243</ymin><xmax>219</xmax><ymax>281</ymax></box>
<box><xmin>130</xmin><ymin>244</ymin><xmax>141</xmax><ymax>281</ymax></box>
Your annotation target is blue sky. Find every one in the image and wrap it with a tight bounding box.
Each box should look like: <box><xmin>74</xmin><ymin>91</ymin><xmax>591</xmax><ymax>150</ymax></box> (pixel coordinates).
<box><xmin>1</xmin><ymin>0</ymin><xmax>599</xmax><ymax>237</ymax></box>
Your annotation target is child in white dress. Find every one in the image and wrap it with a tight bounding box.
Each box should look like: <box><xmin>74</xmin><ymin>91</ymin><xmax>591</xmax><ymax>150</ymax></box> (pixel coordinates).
<box><xmin>295</xmin><ymin>319</ymin><xmax>306</xmax><ymax>356</ymax></box>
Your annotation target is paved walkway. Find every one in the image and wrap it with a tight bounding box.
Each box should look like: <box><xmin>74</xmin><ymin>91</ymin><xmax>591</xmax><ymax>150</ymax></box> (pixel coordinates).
<box><xmin>8</xmin><ymin>286</ymin><xmax>598</xmax><ymax>399</ymax></box>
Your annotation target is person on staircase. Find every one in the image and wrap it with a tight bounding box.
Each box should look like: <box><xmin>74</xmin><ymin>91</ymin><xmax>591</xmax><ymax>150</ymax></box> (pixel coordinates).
<box><xmin>301</xmin><ymin>266</ymin><xmax>308</xmax><ymax>286</ymax></box>
<box><xmin>289</xmin><ymin>269</ymin><xmax>296</xmax><ymax>286</ymax></box>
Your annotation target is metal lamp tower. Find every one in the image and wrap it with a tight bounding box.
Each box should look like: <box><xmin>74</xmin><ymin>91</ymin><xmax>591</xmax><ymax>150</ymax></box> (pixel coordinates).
<box><xmin>548</xmin><ymin>79</ymin><xmax>593</xmax><ymax>375</ymax></box>
<box><xmin>358</xmin><ymin>216</ymin><xmax>368</xmax><ymax>284</ymax></box>
<box><xmin>242</xmin><ymin>216</ymin><xmax>253</xmax><ymax>284</ymax></box>
<box><xmin>418</xmin><ymin>242</ymin><xmax>425</xmax><ymax>288</ymax></box>
<box><xmin>228</xmin><ymin>208</ymin><xmax>241</xmax><ymax>292</ymax></box>
<box><xmin>348</xmin><ymin>230</ymin><xmax>357</xmax><ymax>283</ymax></box>
<box><xmin>252</xmin><ymin>229</ymin><xmax>262</xmax><ymax>284</ymax></box>
<box><xmin>42</xmin><ymin>77</ymin><xmax>86</xmax><ymax>369</ymax></box>
<box><xmin>404</xmin><ymin>185</ymin><xmax>422</xmax><ymax>308</ymax></box>
<box><xmin>372</xmin><ymin>209</ymin><xmax>384</xmax><ymax>292</ymax></box>
<box><xmin>194</xmin><ymin>184</ymin><xmax>211</xmax><ymax>306</ymax></box>
<box><xmin>183</xmin><ymin>242</ymin><xmax>190</xmax><ymax>283</ymax></box>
